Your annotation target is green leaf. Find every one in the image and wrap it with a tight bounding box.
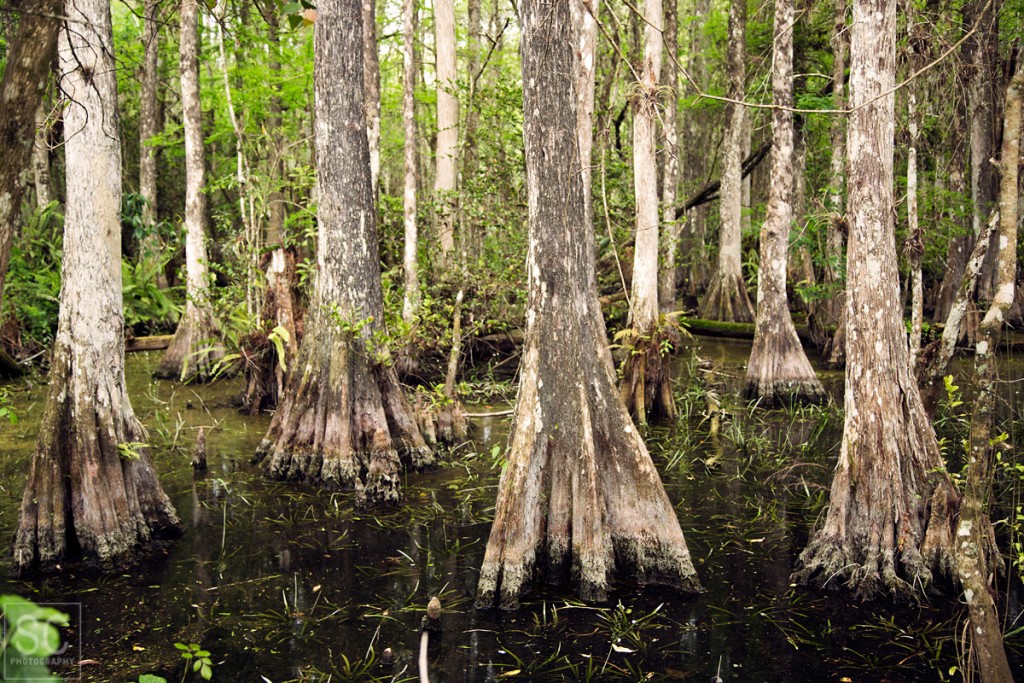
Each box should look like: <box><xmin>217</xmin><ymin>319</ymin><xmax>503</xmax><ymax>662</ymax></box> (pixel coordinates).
<box><xmin>139</xmin><ymin>675</ymin><xmax>168</xmax><ymax>683</ymax></box>
<box><xmin>201</xmin><ymin>663</ymin><xmax>213</xmax><ymax>680</ymax></box>
<box><xmin>10</xmin><ymin>620</ymin><xmax>61</xmax><ymax>658</ymax></box>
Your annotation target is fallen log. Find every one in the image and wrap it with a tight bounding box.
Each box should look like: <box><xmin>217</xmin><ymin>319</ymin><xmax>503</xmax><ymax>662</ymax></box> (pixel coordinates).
<box><xmin>126</xmin><ymin>334</ymin><xmax>174</xmax><ymax>352</ymax></box>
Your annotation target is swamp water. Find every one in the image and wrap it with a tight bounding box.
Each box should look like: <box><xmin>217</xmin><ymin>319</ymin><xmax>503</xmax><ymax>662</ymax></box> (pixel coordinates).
<box><xmin>0</xmin><ymin>340</ymin><xmax>1020</xmax><ymax>682</ymax></box>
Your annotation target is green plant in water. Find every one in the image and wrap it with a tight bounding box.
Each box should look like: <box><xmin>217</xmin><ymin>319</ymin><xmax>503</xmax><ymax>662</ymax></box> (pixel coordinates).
<box><xmin>0</xmin><ymin>595</ymin><xmax>69</xmax><ymax>682</ymax></box>
<box><xmin>0</xmin><ymin>388</ymin><xmax>18</xmax><ymax>426</ymax></box>
<box><xmin>174</xmin><ymin>643</ymin><xmax>213</xmax><ymax>682</ymax></box>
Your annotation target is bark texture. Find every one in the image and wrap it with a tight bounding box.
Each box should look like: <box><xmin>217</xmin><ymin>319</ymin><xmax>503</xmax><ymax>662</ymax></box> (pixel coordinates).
<box><xmin>571</xmin><ymin>0</ymin><xmax>597</xmax><ymax>205</ymax></box>
<box><xmin>255</xmin><ymin>0</ymin><xmax>433</xmax><ymax>505</ymax></box>
<box><xmin>658</xmin><ymin>0</ymin><xmax>680</xmax><ymax>313</ymax></box>
<box><xmin>32</xmin><ymin>100</ymin><xmax>51</xmax><ymax>208</ymax></box>
<box><xmin>138</xmin><ymin>0</ymin><xmax>162</xmax><ymax>269</ymax></box>
<box><xmin>700</xmin><ymin>0</ymin><xmax>754</xmax><ymax>323</ymax></box>
<box><xmin>793</xmin><ymin>0</ymin><xmax>956</xmax><ymax>599</ymax></box>
<box><xmin>0</xmin><ymin>0</ymin><xmax>62</xmax><ymax>311</ymax></box>
<box><xmin>362</xmin><ymin>0</ymin><xmax>381</xmax><ymax>198</ymax></box>
<box><xmin>14</xmin><ymin>0</ymin><xmax>181</xmax><ymax>574</ymax></box>
<box><xmin>953</xmin><ymin>65</ymin><xmax>1021</xmax><ymax>683</ymax></box>
<box><xmin>476</xmin><ymin>0</ymin><xmax>701</xmax><ymax>609</ymax></box>
<box><xmin>744</xmin><ymin>0</ymin><xmax>825</xmax><ymax>405</ymax></box>
<box><xmin>433</xmin><ymin>0</ymin><xmax>458</xmax><ymax>265</ymax></box>
<box><xmin>401</xmin><ymin>0</ymin><xmax>419</xmax><ymax>324</ymax></box>
<box><xmin>156</xmin><ymin>0</ymin><xmax>224</xmax><ymax>382</ymax></box>
<box><xmin>823</xmin><ymin>0</ymin><xmax>849</xmax><ymax>365</ymax></box>
<box><xmin>964</xmin><ymin>0</ymin><xmax>999</xmax><ymax>300</ymax></box>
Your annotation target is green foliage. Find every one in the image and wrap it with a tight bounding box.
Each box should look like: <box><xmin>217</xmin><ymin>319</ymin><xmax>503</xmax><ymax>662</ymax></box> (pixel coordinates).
<box><xmin>122</xmin><ymin>259</ymin><xmax>181</xmax><ymax>333</ymax></box>
<box><xmin>5</xmin><ymin>202</ymin><xmax>64</xmax><ymax>348</ymax></box>
<box><xmin>0</xmin><ymin>388</ymin><xmax>18</xmax><ymax>426</ymax></box>
<box><xmin>174</xmin><ymin>642</ymin><xmax>213</xmax><ymax>682</ymax></box>
<box><xmin>0</xmin><ymin>595</ymin><xmax>69</xmax><ymax>682</ymax></box>
<box><xmin>117</xmin><ymin>441</ymin><xmax>149</xmax><ymax>461</ymax></box>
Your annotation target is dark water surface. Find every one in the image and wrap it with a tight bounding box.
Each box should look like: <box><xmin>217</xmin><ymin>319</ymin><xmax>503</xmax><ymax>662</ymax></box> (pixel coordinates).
<box><xmin>0</xmin><ymin>341</ymin><xmax>1021</xmax><ymax>682</ymax></box>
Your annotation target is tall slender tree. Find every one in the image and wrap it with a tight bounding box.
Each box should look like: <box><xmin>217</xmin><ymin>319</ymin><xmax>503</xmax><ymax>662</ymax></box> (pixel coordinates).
<box><xmin>793</xmin><ymin>0</ymin><xmax>956</xmax><ymax>597</ymax></box>
<box><xmin>476</xmin><ymin>0</ymin><xmax>701</xmax><ymax>609</ymax></box>
<box><xmin>362</xmin><ymin>0</ymin><xmax>381</xmax><ymax>198</ymax></box>
<box><xmin>433</xmin><ymin>0</ymin><xmax>458</xmax><ymax>265</ymax></box>
<box><xmin>14</xmin><ymin>0</ymin><xmax>181</xmax><ymax>573</ymax></box>
<box><xmin>621</xmin><ymin>0</ymin><xmax>675</xmax><ymax>423</ymax></box>
<box><xmin>138</xmin><ymin>0</ymin><xmax>164</xmax><ymax>278</ymax></box>
<box><xmin>954</xmin><ymin>63</ymin><xmax>1021</xmax><ymax>683</ymax></box>
<box><xmin>155</xmin><ymin>0</ymin><xmax>225</xmax><ymax>382</ymax></box>
<box><xmin>700</xmin><ymin>0</ymin><xmax>754</xmax><ymax>322</ymax></box>
<box><xmin>401</xmin><ymin>0</ymin><xmax>419</xmax><ymax>324</ymax></box>
<box><xmin>255</xmin><ymin>0</ymin><xmax>434</xmax><ymax>505</ymax></box>
<box><xmin>824</xmin><ymin>0</ymin><xmax>848</xmax><ymax>367</ymax></box>
<box><xmin>658</xmin><ymin>0</ymin><xmax>680</xmax><ymax>313</ymax></box>
<box><xmin>744</xmin><ymin>0</ymin><xmax>824</xmax><ymax>404</ymax></box>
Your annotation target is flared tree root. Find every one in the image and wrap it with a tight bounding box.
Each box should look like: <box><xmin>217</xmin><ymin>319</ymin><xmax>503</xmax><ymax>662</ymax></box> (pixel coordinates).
<box><xmin>699</xmin><ymin>271</ymin><xmax>754</xmax><ymax>322</ymax></box>
<box><xmin>255</xmin><ymin>332</ymin><xmax>434</xmax><ymax>505</ymax></box>
<box><xmin>744</xmin><ymin>328</ymin><xmax>826</xmax><ymax>406</ymax></box>
<box><xmin>154</xmin><ymin>307</ymin><xmax>226</xmax><ymax>383</ymax></box>
<box><xmin>793</xmin><ymin>473</ymin><xmax>957</xmax><ymax>601</ymax></box>
<box><xmin>14</xmin><ymin>352</ymin><xmax>181</xmax><ymax>575</ymax></box>
<box><xmin>477</xmin><ymin>339</ymin><xmax>703</xmax><ymax>609</ymax></box>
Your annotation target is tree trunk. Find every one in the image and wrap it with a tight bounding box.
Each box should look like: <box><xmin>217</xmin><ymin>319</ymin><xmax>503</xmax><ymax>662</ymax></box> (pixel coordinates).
<box><xmin>401</xmin><ymin>0</ymin><xmax>419</xmax><ymax>324</ymax></box>
<box><xmin>571</xmin><ymin>0</ymin><xmax>597</xmax><ymax>207</ymax></box>
<box><xmin>433</xmin><ymin>0</ymin><xmax>458</xmax><ymax>266</ymax></box>
<box><xmin>905</xmin><ymin>12</ymin><xmax>923</xmax><ymax>367</ymax></box>
<box><xmin>242</xmin><ymin>9</ymin><xmax>300</xmax><ymax>414</ymax></box>
<box><xmin>476</xmin><ymin>0</ymin><xmax>701</xmax><ymax>609</ymax></box>
<box><xmin>953</xmin><ymin>64</ymin><xmax>1021</xmax><ymax>683</ymax></box>
<box><xmin>744</xmin><ymin>0</ymin><xmax>824</xmax><ymax>405</ymax></box>
<box><xmin>156</xmin><ymin>0</ymin><xmax>224</xmax><ymax>383</ymax></box>
<box><xmin>255</xmin><ymin>0</ymin><xmax>434</xmax><ymax>506</ymax></box>
<box><xmin>700</xmin><ymin>0</ymin><xmax>754</xmax><ymax>322</ymax></box>
<box><xmin>14</xmin><ymin>0</ymin><xmax>181</xmax><ymax>574</ymax></box>
<box><xmin>362</xmin><ymin>0</ymin><xmax>381</xmax><ymax>200</ymax></box>
<box><xmin>138</xmin><ymin>0</ymin><xmax>164</xmax><ymax>279</ymax></box>
<box><xmin>0</xmin><ymin>0</ymin><xmax>61</xmax><ymax>313</ymax></box>
<box><xmin>265</xmin><ymin>10</ymin><xmax>286</xmax><ymax>247</ymax></box>
<box><xmin>658</xmin><ymin>0</ymin><xmax>680</xmax><ymax>313</ymax></box>
<box><xmin>32</xmin><ymin>100</ymin><xmax>52</xmax><ymax>208</ymax></box>
<box><xmin>823</xmin><ymin>0</ymin><xmax>847</xmax><ymax>336</ymax></box>
<box><xmin>680</xmin><ymin>0</ymin><xmax>710</xmax><ymax>297</ymax></box>
<box><xmin>793</xmin><ymin>0</ymin><xmax>957</xmax><ymax>599</ymax></box>
<box><xmin>621</xmin><ymin>0</ymin><xmax>674</xmax><ymax>424</ymax></box>
<box><xmin>967</xmin><ymin>0</ymin><xmax>999</xmax><ymax>301</ymax></box>
<box><xmin>924</xmin><ymin>211</ymin><xmax>995</xmax><ymax>382</ymax></box>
